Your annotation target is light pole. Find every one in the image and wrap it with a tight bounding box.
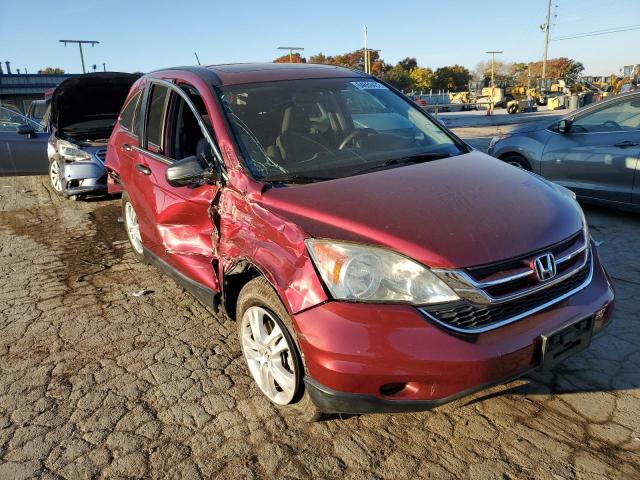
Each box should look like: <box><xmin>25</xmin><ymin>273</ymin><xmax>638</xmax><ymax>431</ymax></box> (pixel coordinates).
<box><xmin>277</xmin><ymin>46</ymin><xmax>304</xmax><ymax>63</ymax></box>
<box><xmin>59</xmin><ymin>40</ymin><xmax>100</xmax><ymax>73</ymax></box>
<box><xmin>486</xmin><ymin>50</ymin><xmax>503</xmax><ymax>115</ymax></box>
<box><xmin>541</xmin><ymin>0</ymin><xmax>552</xmax><ymax>79</ymax></box>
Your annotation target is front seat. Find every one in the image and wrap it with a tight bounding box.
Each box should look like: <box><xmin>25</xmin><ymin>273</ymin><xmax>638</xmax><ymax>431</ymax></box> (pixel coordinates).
<box><xmin>275</xmin><ymin>105</ymin><xmax>330</xmax><ymax>166</ymax></box>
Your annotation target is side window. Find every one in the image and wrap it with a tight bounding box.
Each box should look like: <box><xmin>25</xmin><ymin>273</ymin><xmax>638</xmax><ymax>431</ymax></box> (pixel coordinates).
<box><xmin>0</xmin><ymin>106</ymin><xmax>44</xmax><ymax>133</ymax></box>
<box><xmin>146</xmin><ymin>84</ymin><xmax>170</xmax><ymax>151</ymax></box>
<box><xmin>165</xmin><ymin>90</ymin><xmax>207</xmax><ymax>161</ymax></box>
<box><xmin>118</xmin><ymin>91</ymin><xmax>141</xmax><ymax>135</ymax></box>
<box><xmin>572</xmin><ymin>99</ymin><xmax>640</xmax><ymax>133</ymax></box>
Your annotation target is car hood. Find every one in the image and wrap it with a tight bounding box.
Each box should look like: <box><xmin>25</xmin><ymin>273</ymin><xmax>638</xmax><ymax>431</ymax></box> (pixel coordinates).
<box><xmin>259</xmin><ymin>151</ymin><xmax>583</xmax><ymax>269</ymax></box>
<box><xmin>506</xmin><ymin>121</ymin><xmax>551</xmax><ymax>135</ymax></box>
<box><xmin>51</xmin><ymin>72</ymin><xmax>140</xmax><ymax>137</ymax></box>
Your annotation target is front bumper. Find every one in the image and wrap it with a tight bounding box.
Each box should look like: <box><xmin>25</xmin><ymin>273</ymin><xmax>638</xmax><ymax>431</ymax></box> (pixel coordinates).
<box><xmin>60</xmin><ymin>160</ymin><xmax>107</xmax><ymax>197</ymax></box>
<box><xmin>293</xmin><ymin>248</ymin><xmax>614</xmax><ymax>414</ymax></box>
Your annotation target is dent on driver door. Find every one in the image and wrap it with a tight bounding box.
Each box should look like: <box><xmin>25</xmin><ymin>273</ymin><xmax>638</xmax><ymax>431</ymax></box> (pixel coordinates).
<box><xmin>139</xmin><ymin>82</ymin><xmax>220</xmax><ymax>292</ymax></box>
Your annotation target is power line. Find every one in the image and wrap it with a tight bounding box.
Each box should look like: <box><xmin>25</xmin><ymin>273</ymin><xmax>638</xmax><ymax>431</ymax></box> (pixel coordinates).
<box><xmin>551</xmin><ymin>24</ymin><xmax>640</xmax><ymax>41</ymax></box>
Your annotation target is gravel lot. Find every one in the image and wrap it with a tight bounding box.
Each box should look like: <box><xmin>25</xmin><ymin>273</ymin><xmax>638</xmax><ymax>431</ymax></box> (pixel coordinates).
<box><xmin>1</xmin><ymin>131</ymin><xmax>639</xmax><ymax>478</ymax></box>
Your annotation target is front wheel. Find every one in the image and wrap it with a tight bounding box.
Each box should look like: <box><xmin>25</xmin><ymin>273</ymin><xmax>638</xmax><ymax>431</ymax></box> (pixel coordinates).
<box><xmin>236</xmin><ymin>276</ymin><xmax>324</xmax><ymax>421</ymax></box>
<box><xmin>502</xmin><ymin>155</ymin><xmax>531</xmax><ymax>171</ymax></box>
<box><xmin>49</xmin><ymin>159</ymin><xmax>63</xmax><ymax>195</ymax></box>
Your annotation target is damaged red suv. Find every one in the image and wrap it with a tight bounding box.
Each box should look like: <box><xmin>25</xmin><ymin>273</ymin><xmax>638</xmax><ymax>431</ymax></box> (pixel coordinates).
<box><xmin>105</xmin><ymin>64</ymin><xmax>614</xmax><ymax>419</ymax></box>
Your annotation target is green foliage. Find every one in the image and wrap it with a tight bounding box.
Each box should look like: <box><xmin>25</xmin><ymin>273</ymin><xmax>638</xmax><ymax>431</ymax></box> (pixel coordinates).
<box><xmin>432</xmin><ymin>65</ymin><xmax>471</xmax><ymax>91</ymax></box>
<box><xmin>39</xmin><ymin>67</ymin><xmax>65</xmax><ymax>74</ymax></box>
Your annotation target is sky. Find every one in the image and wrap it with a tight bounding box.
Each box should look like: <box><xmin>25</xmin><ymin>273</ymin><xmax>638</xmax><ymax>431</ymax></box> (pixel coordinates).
<box><xmin>3</xmin><ymin>0</ymin><xmax>639</xmax><ymax>76</ymax></box>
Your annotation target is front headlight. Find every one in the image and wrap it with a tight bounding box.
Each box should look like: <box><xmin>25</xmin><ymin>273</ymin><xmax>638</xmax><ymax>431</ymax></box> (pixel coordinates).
<box><xmin>57</xmin><ymin>140</ymin><xmax>91</xmax><ymax>162</ymax></box>
<box><xmin>305</xmin><ymin>239</ymin><xmax>459</xmax><ymax>305</ymax></box>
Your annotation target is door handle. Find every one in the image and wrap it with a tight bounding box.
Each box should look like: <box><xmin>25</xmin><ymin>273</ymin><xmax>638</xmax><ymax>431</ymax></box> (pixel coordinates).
<box><xmin>122</xmin><ymin>143</ymin><xmax>132</xmax><ymax>151</ymax></box>
<box><xmin>135</xmin><ymin>163</ymin><xmax>152</xmax><ymax>175</ymax></box>
<box><xmin>614</xmin><ymin>141</ymin><xmax>640</xmax><ymax>149</ymax></box>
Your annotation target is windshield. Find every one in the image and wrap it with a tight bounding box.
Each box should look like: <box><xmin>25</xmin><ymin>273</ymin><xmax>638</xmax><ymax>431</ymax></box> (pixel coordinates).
<box><xmin>219</xmin><ymin>78</ymin><xmax>465</xmax><ymax>182</ymax></box>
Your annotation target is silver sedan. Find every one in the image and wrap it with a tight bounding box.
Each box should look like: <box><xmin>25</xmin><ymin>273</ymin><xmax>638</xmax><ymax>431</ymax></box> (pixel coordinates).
<box><xmin>488</xmin><ymin>91</ymin><xmax>640</xmax><ymax>211</ymax></box>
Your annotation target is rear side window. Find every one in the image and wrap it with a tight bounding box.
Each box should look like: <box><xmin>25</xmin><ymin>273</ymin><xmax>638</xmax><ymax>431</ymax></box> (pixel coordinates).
<box><xmin>146</xmin><ymin>84</ymin><xmax>169</xmax><ymax>150</ymax></box>
<box><xmin>118</xmin><ymin>91</ymin><xmax>141</xmax><ymax>134</ymax></box>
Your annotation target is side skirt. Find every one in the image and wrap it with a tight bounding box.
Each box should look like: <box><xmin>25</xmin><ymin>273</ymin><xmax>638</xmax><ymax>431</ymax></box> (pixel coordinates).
<box><xmin>143</xmin><ymin>247</ymin><xmax>220</xmax><ymax>313</ymax></box>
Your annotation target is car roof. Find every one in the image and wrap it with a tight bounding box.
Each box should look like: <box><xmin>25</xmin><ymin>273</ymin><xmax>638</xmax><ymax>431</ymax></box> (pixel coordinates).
<box><xmin>155</xmin><ymin>63</ymin><xmax>368</xmax><ymax>86</ymax></box>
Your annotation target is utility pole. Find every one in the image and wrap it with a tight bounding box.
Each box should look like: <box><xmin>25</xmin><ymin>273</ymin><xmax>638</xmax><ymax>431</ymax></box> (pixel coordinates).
<box><xmin>59</xmin><ymin>40</ymin><xmax>100</xmax><ymax>73</ymax></box>
<box><xmin>277</xmin><ymin>46</ymin><xmax>304</xmax><ymax>63</ymax></box>
<box><xmin>102</xmin><ymin>62</ymin><xmax>106</xmax><ymax>72</ymax></box>
<box><xmin>541</xmin><ymin>0</ymin><xmax>552</xmax><ymax>79</ymax></box>
<box><xmin>486</xmin><ymin>50</ymin><xmax>502</xmax><ymax>115</ymax></box>
<box><xmin>364</xmin><ymin>25</ymin><xmax>369</xmax><ymax>74</ymax></box>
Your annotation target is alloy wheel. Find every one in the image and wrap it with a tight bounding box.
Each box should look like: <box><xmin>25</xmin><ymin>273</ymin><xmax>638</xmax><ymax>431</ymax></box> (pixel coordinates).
<box><xmin>507</xmin><ymin>160</ymin><xmax>525</xmax><ymax>169</ymax></box>
<box><xmin>49</xmin><ymin>160</ymin><xmax>62</xmax><ymax>192</ymax></box>
<box><xmin>124</xmin><ymin>202</ymin><xmax>144</xmax><ymax>255</ymax></box>
<box><xmin>241</xmin><ymin>306</ymin><xmax>297</xmax><ymax>405</ymax></box>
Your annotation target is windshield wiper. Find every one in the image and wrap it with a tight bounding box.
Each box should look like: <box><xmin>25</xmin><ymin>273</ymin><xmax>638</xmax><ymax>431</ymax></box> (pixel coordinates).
<box><xmin>351</xmin><ymin>152</ymin><xmax>452</xmax><ymax>175</ymax></box>
<box><xmin>262</xmin><ymin>174</ymin><xmax>335</xmax><ymax>185</ymax></box>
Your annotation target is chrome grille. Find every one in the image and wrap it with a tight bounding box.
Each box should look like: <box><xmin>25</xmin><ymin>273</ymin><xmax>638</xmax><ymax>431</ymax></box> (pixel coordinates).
<box><xmin>423</xmin><ymin>230</ymin><xmax>592</xmax><ymax>333</ymax></box>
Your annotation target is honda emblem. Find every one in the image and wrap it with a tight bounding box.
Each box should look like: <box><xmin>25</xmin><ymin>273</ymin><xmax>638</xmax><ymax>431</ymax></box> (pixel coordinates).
<box><xmin>533</xmin><ymin>253</ymin><xmax>557</xmax><ymax>282</ymax></box>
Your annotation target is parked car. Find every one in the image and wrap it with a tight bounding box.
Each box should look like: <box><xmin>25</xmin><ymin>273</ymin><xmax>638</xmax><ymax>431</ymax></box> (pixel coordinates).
<box><xmin>106</xmin><ymin>63</ymin><xmax>614</xmax><ymax>420</ymax></box>
<box><xmin>26</xmin><ymin>99</ymin><xmax>49</xmax><ymax>123</ymax></box>
<box><xmin>489</xmin><ymin>91</ymin><xmax>640</xmax><ymax>210</ymax></box>
<box><xmin>0</xmin><ymin>105</ymin><xmax>49</xmax><ymax>175</ymax></box>
<box><xmin>47</xmin><ymin>72</ymin><xmax>140</xmax><ymax>199</ymax></box>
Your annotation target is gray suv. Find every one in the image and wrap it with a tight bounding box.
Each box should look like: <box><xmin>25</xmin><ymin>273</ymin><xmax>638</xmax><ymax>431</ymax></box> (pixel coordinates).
<box><xmin>488</xmin><ymin>91</ymin><xmax>640</xmax><ymax>211</ymax></box>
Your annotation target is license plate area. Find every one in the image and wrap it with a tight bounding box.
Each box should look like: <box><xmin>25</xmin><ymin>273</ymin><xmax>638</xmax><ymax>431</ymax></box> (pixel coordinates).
<box><xmin>540</xmin><ymin>316</ymin><xmax>593</xmax><ymax>369</ymax></box>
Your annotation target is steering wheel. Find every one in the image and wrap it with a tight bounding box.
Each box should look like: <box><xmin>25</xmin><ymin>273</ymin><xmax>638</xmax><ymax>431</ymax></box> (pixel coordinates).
<box><xmin>603</xmin><ymin>120</ymin><xmax>621</xmax><ymax>130</ymax></box>
<box><xmin>338</xmin><ymin>128</ymin><xmax>377</xmax><ymax>150</ymax></box>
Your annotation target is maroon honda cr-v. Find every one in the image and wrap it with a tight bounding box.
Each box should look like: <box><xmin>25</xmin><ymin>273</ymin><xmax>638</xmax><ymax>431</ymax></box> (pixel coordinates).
<box><xmin>105</xmin><ymin>63</ymin><xmax>614</xmax><ymax>420</ymax></box>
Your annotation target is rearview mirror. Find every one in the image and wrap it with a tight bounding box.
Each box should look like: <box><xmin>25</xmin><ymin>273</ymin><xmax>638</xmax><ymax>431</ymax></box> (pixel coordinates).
<box><xmin>165</xmin><ymin>155</ymin><xmax>218</xmax><ymax>187</ymax></box>
<box><xmin>17</xmin><ymin>123</ymin><xmax>36</xmax><ymax>136</ymax></box>
<box><xmin>557</xmin><ymin>119</ymin><xmax>571</xmax><ymax>134</ymax></box>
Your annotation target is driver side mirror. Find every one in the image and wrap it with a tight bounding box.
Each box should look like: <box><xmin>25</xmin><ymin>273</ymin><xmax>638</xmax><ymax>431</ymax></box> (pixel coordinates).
<box><xmin>165</xmin><ymin>149</ymin><xmax>221</xmax><ymax>187</ymax></box>
<box><xmin>17</xmin><ymin>123</ymin><xmax>36</xmax><ymax>137</ymax></box>
<box><xmin>557</xmin><ymin>119</ymin><xmax>571</xmax><ymax>134</ymax></box>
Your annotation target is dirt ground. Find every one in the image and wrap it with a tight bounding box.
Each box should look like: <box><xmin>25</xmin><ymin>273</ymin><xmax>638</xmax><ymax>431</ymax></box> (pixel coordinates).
<box><xmin>1</xmin><ymin>131</ymin><xmax>639</xmax><ymax>478</ymax></box>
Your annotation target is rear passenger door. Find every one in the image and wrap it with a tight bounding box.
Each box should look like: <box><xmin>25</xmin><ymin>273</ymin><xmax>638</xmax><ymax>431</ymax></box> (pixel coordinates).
<box><xmin>127</xmin><ymin>79</ymin><xmax>221</xmax><ymax>293</ymax></box>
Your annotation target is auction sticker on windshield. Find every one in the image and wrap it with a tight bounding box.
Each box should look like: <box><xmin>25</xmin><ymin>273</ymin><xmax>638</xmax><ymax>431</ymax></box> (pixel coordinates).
<box><xmin>351</xmin><ymin>81</ymin><xmax>388</xmax><ymax>90</ymax></box>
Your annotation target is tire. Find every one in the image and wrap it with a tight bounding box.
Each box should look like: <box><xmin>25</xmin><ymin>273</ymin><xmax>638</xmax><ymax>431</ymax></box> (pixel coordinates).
<box><xmin>121</xmin><ymin>192</ymin><xmax>148</xmax><ymax>263</ymax></box>
<box><xmin>502</xmin><ymin>155</ymin><xmax>531</xmax><ymax>171</ymax></box>
<box><xmin>507</xmin><ymin>104</ymin><xmax>519</xmax><ymax>114</ymax></box>
<box><xmin>236</xmin><ymin>276</ymin><xmax>325</xmax><ymax>421</ymax></box>
<box><xmin>49</xmin><ymin>159</ymin><xmax>64</xmax><ymax>196</ymax></box>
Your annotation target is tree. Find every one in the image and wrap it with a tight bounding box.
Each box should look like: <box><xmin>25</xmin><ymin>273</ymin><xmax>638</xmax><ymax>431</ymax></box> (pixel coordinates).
<box><xmin>39</xmin><ymin>67</ymin><xmax>64</xmax><ymax>74</ymax></box>
<box><xmin>432</xmin><ymin>65</ymin><xmax>471</xmax><ymax>91</ymax></box>
<box><xmin>308</xmin><ymin>49</ymin><xmax>389</xmax><ymax>76</ymax></box>
<box><xmin>409</xmin><ymin>67</ymin><xmax>433</xmax><ymax>90</ymax></box>
<box><xmin>526</xmin><ymin>57</ymin><xmax>584</xmax><ymax>79</ymax></box>
<box><xmin>273</xmin><ymin>53</ymin><xmax>306</xmax><ymax>64</ymax></box>
<box><xmin>398</xmin><ymin>57</ymin><xmax>418</xmax><ymax>72</ymax></box>
<box><xmin>385</xmin><ymin>64</ymin><xmax>412</xmax><ymax>90</ymax></box>
<box><xmin>309</xmin><ymin>53</ymin><xmax>327</xmax><ymax>64</ymax></box>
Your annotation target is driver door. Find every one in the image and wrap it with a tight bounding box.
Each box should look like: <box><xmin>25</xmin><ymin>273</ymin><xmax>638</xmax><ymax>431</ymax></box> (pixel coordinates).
<box><xmin>124</xmin><ymin>80</ymin><xmax>221</xmax><ymax>294</ymax></box>
<box><xmin>0</xmin><ymin>106</ymin><xmax>49</xmax><ymax>175</ymax></box>
<box><xmin>541</xmin><ymin>97</ymin><xmax>640</xmax><ymax>204</ymax></box>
